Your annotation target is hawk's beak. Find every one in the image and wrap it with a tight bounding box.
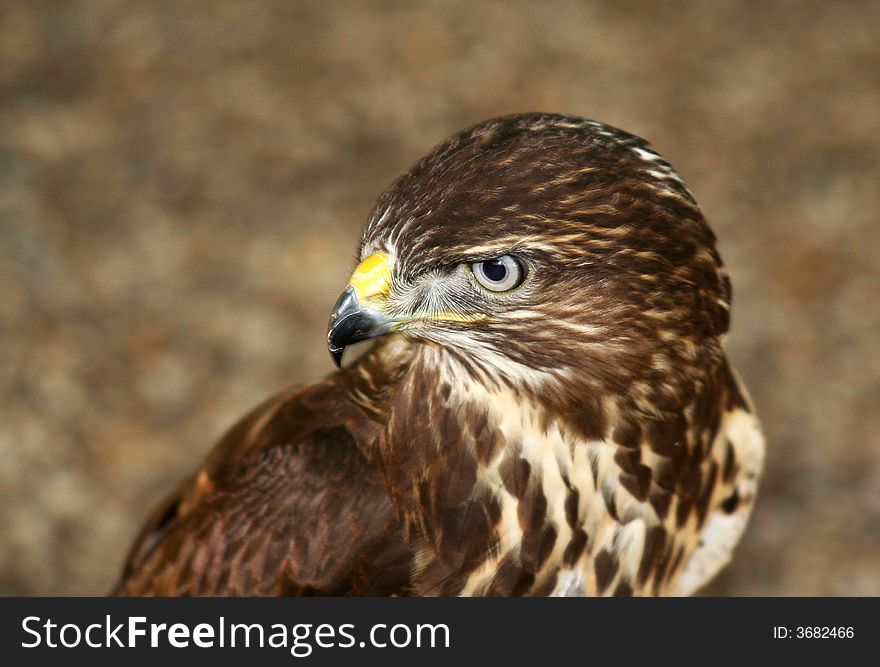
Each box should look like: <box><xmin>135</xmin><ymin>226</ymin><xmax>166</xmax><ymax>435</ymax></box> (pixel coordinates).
<box><xmin>327</xmin><ymin>252</ymin><xmax>395</xmax><ymax>367</ymax></box>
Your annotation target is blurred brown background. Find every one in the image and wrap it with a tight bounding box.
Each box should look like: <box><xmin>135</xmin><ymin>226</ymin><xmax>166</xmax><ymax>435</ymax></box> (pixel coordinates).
<box><xmin>1</xmin><ymin>0</ymin><xmax>878</xmax><ymax>596</ymax></box>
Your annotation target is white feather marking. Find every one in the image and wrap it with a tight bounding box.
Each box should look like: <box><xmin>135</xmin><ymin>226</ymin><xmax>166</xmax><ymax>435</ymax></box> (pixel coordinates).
<box><xmin>674</xmin><ymin>511</ymin><xmax>748</xmax><ymax>596</ymax></box>
<box><xmin>632</xmin><ymin>146</ymin><xmax>663</xmax><ymax>163</ymax></box>
<box><xmin>551</xmin><ymin>569</ymin><xmax>586</xmax><ymax>596</ymax></box>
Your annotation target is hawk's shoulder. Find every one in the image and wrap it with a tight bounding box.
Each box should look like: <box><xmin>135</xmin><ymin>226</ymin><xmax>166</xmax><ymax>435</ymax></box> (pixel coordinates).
<box><xmin>114</xmin><ymin>376</ymin><xmax>413</xmax><ymax>596</ymax></box>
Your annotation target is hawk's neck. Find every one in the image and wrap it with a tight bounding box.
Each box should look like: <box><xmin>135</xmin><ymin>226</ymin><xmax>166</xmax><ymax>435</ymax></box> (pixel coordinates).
<box><xmin>355</xmin><ymin>338</ymin><xmax>751</xmax><ymax>597</ymax></box>
<box><xmin>374</xmin><ymin>342</ymin><xmax>610</xmax><ymax>595</ymax></box>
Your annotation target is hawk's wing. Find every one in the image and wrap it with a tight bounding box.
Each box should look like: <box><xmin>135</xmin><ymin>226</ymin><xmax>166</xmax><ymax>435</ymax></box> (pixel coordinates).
<box><xmin>113</xmin><ymin>378</ymin><xmax>413</xmax><ymax>596</ymax></box>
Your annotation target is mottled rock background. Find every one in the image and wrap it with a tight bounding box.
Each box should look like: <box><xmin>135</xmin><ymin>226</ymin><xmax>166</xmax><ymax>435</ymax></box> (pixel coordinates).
<box><xmin>1</xmin><ymin>0</ymin><xmax>878</xmax><ymax>596</ymax></box>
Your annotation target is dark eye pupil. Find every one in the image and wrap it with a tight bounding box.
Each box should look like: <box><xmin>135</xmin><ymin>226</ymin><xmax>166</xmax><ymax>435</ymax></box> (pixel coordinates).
<box><xmin>482</xmin><ymin>259</ymin><xmax>508</xmax><ymax>282</ymax></box>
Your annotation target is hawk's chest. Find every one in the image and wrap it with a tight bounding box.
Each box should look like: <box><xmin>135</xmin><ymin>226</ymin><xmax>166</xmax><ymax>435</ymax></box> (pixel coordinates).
<box><xmin>449</xmin><ymin>386</ymin><xmax>640</xmax><ymax>596</ymax></box>
<box><xmin>385</xmin><ymin>353</ymin><xmax>706</xmax><ymax>597</ymax></box>
<box><xmin>386</xmin><ymin>350</ymin><xmax>758</xmax><ymax>596</ymax></box>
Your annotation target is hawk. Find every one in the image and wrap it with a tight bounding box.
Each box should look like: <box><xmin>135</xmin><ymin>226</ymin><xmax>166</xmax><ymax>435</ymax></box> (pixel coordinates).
<box><xmin>114</xmin><ymin>113</ymin><xmax>765</xmax><ymax>596</ymax></box>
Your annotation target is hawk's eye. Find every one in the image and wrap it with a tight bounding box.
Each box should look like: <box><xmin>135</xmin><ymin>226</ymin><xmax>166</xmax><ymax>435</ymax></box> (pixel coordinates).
<box><xmin>470</xmin><ymin>256</ymin><xmax>525</xmax><ymax>292</ymax></box>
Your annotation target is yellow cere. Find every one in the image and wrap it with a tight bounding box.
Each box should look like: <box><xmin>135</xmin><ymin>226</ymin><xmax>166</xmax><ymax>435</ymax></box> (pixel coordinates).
<box><xmin>348</xmin><ymin>252</ymin><xmax>392</xmax><ymax>305</ymax></box>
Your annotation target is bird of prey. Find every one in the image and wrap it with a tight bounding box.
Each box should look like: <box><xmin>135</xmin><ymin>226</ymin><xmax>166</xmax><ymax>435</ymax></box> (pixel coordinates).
<box><xmin>114</xmin><ymin>113</ymin><xmax>765</xmax><ymax>596</ymax></box>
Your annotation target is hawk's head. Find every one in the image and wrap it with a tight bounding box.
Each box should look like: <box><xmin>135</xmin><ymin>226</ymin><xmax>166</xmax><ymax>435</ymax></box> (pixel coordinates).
<box><xmin>328</xmin><ymin>113</ymin><xmax>731</xmax><ymax>415</ymax></box>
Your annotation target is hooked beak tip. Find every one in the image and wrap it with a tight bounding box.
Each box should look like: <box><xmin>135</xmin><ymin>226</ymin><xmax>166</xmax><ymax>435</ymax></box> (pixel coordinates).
<box><xmin>326</xmin><ymin>285</ymin><xmax>395</xmax><ymax>367</ymax></box>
